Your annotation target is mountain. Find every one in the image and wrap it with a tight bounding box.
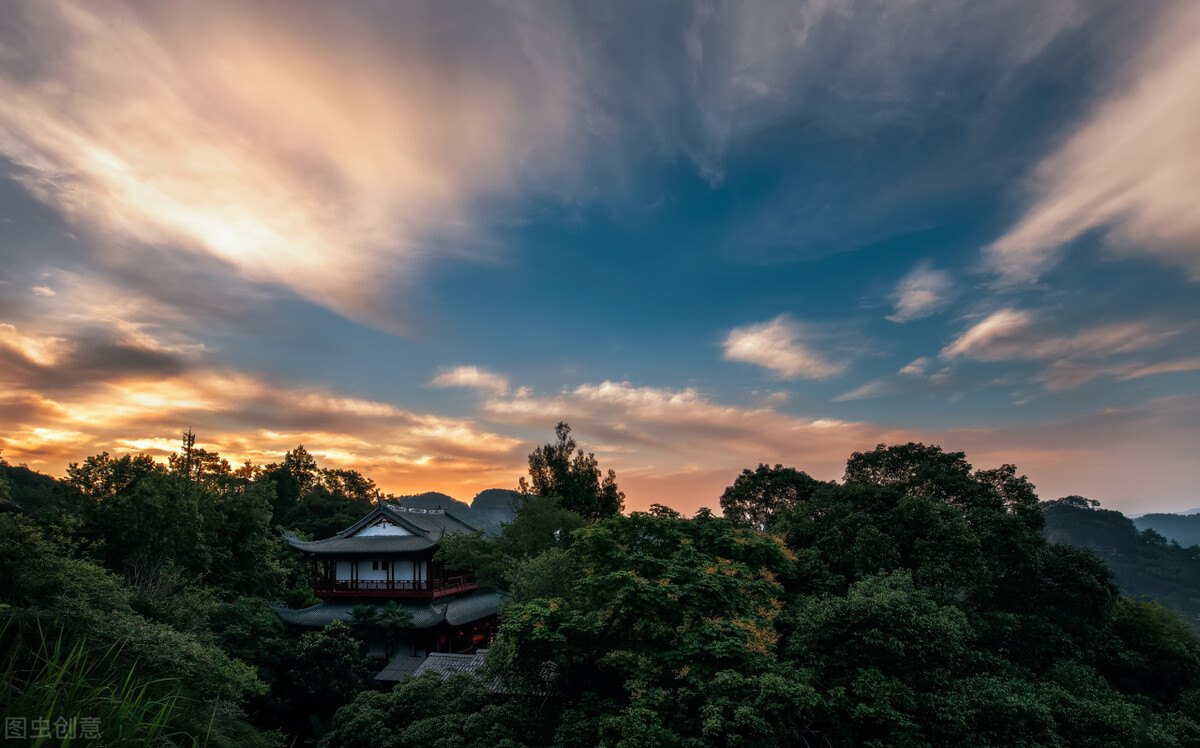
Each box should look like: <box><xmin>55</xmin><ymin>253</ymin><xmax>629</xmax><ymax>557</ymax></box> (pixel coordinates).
<box><xmin>1042</xmin><ymin>497</ymin><xmax>1200</xmax><ymax>632</ymax></box>
<box><xmin>469</xmin><ymin>488</ymin><xmax>519</xmax><ymax>535</ymax></box>
<box><xmin>390</xmin><ymin>489</ymin><xmax>517</xmax><ymax>536</ymax></box>
<box><xmin>1134</xmin><ymin>513</ymin><xmax>1200</xmax><ymax>549</ymax></box>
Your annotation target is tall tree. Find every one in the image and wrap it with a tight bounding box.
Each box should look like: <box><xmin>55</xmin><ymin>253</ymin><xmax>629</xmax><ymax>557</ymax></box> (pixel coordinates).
<box><xmin>520</xmin><ymin>422</ymin><xmax>624</xmax><ymax>520</ymax></box>
<box><xmin>168</xmin><ymin>430</ymin><xmax>232</xmax><ymax>486</ymax></box>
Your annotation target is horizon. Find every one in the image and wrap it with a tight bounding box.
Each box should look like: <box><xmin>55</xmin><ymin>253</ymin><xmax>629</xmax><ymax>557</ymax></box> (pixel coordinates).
<box><xmin>1</xmin><ymin>0</ymin><xmax>1197</xmax><ymax>516</ymax></box>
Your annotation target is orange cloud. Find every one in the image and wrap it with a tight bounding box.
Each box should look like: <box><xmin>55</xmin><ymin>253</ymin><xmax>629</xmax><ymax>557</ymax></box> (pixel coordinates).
<box><xmin>3</xmin><ymin>314</ymin><xmax>1197</xmax><ymax>516</ymax></box>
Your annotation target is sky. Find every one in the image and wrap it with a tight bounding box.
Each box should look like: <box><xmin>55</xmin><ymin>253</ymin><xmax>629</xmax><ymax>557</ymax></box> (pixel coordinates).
<box><xmin>0</xmin><ymin>0</ymin><xmax>1197</xmax><ymax>515</ymax></box>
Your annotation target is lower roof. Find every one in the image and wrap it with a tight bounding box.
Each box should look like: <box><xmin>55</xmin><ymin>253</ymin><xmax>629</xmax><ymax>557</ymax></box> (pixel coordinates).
<box><xmin>271</xmin><ymin>589</ymin><xmax>505</xmax><ymax>629</ymax></box>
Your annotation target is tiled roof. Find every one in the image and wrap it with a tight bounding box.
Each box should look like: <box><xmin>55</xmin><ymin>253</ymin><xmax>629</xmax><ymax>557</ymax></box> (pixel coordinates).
<box><xmin>383</xmin><ymin>648</ymin><xmax>557</xmax><ymax>696</ymax></box>
<box><xmin>413</xmin><ymin>650</ymin><xmax>488</xmax><ymax>678</ymax></box>
<box><xmin>283</xmin><ymin>503</ymin><xmax>478</xmax><ymax>555</ymax></box>
<box><xmin>282</xmin><ymin>533</ymin><xmax>438</xmax><ymax>554</ymax></box>
<box><xmin>374</xmin><ymin>656</ymin><xmax>426</xmax><ymax>682</ymax></box>
<box><xmin>271</xmin><ymin>589</ymin><xmax>505</xmax><ymax>629</ymax></box>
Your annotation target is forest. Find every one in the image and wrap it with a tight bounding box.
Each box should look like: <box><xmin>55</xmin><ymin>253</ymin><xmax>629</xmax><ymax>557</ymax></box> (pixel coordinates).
<box><xmin>4</xmin><ymin>428</ymin><xmax>1200</xmax><ymax>747</ymax></box>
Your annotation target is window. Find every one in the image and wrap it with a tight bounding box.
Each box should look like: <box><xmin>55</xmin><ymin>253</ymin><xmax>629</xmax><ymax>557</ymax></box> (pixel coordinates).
<box><xmin>371</xmin><ymin>559</ymin><xmax>380</xmax><ymax>571</ymax></box>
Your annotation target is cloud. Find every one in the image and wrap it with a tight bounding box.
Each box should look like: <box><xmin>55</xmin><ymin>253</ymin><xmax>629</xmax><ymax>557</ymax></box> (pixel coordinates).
<box><xmin>565</xmin><ymin>0</ymin><xmax>1088</xmax><ymax>180</ymax></box>
<box><xmin>477</xmin><ymin>378</ymin><xmax>915</xmax><ymax>504</ymax></box>
<box><xmin>5</xmin><ymin>330</ymin><xmax>1197</xmax><ymax>514</ymax></box>
<box><xmin>456</xmin><ymin>371</ymin><xmax>1200</xmax><ymax>515</ymax></box>
<box><xmin>832</xmin><ymin>357</ymin><xmax>946</xmax><ymax>402</ymax></box>
<box><xmin>941</xmin><ymin>309</ymin><xmax>1177</xmax><ymax>362</ymax></box>
<box><xmin>984</xmin><ymin>2</ymin><xmax>1200</xmax><ymax>283</ymax></box>
<box><xmin>0</xmin><ymin>0</ymin><xmax>583</xmax><ymax>324</ymax></box>
<box><xmin>1040</xmin><ymin>356</ymin><xmax>1200</xmax><ymax>392</ymax></box>
<box><xmin>430</xmin><ymin>366</ymin><xmax>510</xmax><ymax>396</ymax></box>
<box><xmin>940</xmin><ymin>309</ymin><xmax>1039</xmax><ymax>360</ymax></box>
<box><xmin>887</xmin><ymin>263</ymin><xmax>952</xmax><ymax>322</ymax></box>
<box><xmin>0</xmin><ymin>347</ymin><xmax>528</xmax><ymax>499</ymax></box>
<box><xmin>939</xmin><ymin>308</ymin><xmax>1190</xmax><ymax>390</ymax></box>
<box><xmin>723</xmin><ymin>315</ymin><xmax>846</xmax><ymax>379</ymax></box>
<box><xmin>832</xmin><ymin>380</ymin><xmax>893</xmax><ymax>403</ymax></box>
<box><xmin>898</xmin><ymin>357</ymin><xmax>934</xmax><ymax>377</ymax></box>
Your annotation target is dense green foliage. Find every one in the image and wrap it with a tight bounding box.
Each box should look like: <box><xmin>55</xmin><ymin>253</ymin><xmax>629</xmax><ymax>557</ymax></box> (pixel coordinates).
<box><xmin>0</xmin><ymin>437</ymin><xmax>398</xmax><ymax>745</ymax></box>
<box><xmin>320</xmin><ymin>672</ymin><xmax>549</xmax><ymax>748</ymax></box>
<box><xmin>1043</xmin><ymin>497</ymin><xmax>1200</xmax><ymax>633</ymax></box>
<box><xmin>329</xmin><ymin>442</ymin><xmax>1200</xmax><ymax>748</ymax></box>
<box><xmin>6</xmin><ymin>431</ymin><xmax>1200</xmax><ymax>747</ymax></box>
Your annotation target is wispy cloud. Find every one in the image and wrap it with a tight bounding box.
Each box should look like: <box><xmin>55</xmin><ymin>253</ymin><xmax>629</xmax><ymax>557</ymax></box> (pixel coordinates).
<box><xmin>448</xmin><ymin>369</ymin><xmax>1200</xmax><ymax>514</ymax></box>
<box><xmin>832</xmin><ymin>357</ymin><xmax>948</xmax><ymax>402</ymax></box>
<box><xmin>475</xmin><ymin>377</ymin><xmax>916</xmax><ymax>506</ymax></box>
<box><xmin>940</xmin><ymin>308</ymin><xmax>1190</xmax><ymax>390</ymax></box>
<box><xmin>0</xmin><ymin>1</ymin><xmax>582</xmax><ymax>325</ymax></box>
<box><xmin>723</xmin><ymin>315</ymin><xmax>846</xmax><ymax>379</ymax></box>
<box><xmin>887</xmin><ymin>263</ymin><xmax>952</xmax><ymax>322</ymax></box>
<box><xmin>984</xmin><ymin>2</ymin><xmax>1200</xmax><ymax>284</ymax></box>
<box><xmin>941</xmin><ymin>309</ymin><xmax>1176</xmax><ymax>362</ymax></box>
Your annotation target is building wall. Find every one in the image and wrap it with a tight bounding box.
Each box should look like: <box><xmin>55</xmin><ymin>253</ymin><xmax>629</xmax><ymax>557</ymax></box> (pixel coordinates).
<box><xmin>334</xmin><ymin>558</ymin><xmax>427</xmax><ymax>581</ymax></box>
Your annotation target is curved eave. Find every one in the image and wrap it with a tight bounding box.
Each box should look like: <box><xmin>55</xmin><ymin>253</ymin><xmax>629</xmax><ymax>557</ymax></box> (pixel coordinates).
<box><xmin>283</xmin><ymin>533</ymin><xmax>438</xmax><ymax>555</ymax></box>
<box><xmin>270</xmin><ymin>589</ymin><xmax>506</xmax><ymax>629</ymax></box>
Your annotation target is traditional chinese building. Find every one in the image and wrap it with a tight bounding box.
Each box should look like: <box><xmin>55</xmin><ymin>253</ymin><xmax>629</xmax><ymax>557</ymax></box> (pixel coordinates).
<box><xmin>272</xmin><ymin>502</ymin><xmax>503</xmax><ymax>658</ymax></box>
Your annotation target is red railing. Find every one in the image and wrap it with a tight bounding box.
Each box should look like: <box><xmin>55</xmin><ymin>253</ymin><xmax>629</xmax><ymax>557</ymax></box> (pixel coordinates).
<box><xmin>314</xmin><ymin>574</ymin><xmax>478</xmax><ymax>598</ymax></box>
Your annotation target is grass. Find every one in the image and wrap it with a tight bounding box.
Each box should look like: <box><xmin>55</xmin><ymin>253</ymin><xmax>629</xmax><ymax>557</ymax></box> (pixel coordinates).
<box><xmin>1</xmin><ymin>609</ymin><xmax>210</xmax><ymax>746</ymax></box>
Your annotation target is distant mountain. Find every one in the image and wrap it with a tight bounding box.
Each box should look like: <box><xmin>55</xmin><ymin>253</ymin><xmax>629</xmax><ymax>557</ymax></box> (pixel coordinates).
<box><xmin>390</xmin><ymin>489</ymin><xmax>517</xmax><ymax>536</ymax></box>
<box><xmin>1134</xmin><ymin>513</ymin><xmax>1200</xmax><ymax>549</ymax></box>
<box><xmin>469</xmin><ymin>488</ymin><xmax>519</xmax><ymax>536</ymax></box>
<box><xmin>1042</xmin><ymin>498</ymin><xmax>1200</xmax><ymax>632</ymax></box>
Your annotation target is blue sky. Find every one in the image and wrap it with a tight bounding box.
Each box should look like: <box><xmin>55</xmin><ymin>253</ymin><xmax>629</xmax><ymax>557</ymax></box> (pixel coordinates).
<box><xmin>0</xmin><ymin>0</ymin><xmax>1197</xmax><ymax>513</ymax></box>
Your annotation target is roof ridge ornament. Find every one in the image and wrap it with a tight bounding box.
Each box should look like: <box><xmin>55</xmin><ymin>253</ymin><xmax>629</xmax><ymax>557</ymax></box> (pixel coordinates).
<box><xmin>391</xmin><ymin>505</ymin><xmax>444</xmax><ymax>515</ymax></box>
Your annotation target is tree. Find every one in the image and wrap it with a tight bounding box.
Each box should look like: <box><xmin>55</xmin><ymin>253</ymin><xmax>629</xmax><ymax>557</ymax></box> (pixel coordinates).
<box><xmin>168</xmin><ymin>430</ymin><xmax>232</xmax><ymax>486</ymax></box>
<box><xmin>520</xmin><ymin>422</ymin><xmax>623</xmax><ymax>520</ymax></box>
<box><xmin>351</xmin><ymin>601</ymin><xmax>413</xmax><ymax>659</ymax></box>
<box><xmin>492</xmin><ymin>509</ymin><xmax>797</xmax><ymax>739</ymax></box>
<box><xmin>295</xmin><ymin>620</ymin><xmax>371</xmax><ymax>711</ymax></box>
<box><xmin>437</xmin><ymin>494</ymin><xmax>587</xmax><ymax>590</ymax></box>
<box><xmin>844</xmin><ymin>443</ymin><xmax>978</xmax><ymax>508</ymax></box>
<box><xmin>321</xmin><ymin>672</ymin><xmax>545</xmax><ymax>748</ymax></box>
<box><xmin>65</xmin><ymin>452</ymin><xmax>159</xmax><ymax>500</ymax></box>
<box><xmin>0</xmin><ymin>454</ymin><xmax>11</xmax><ymax>504</ymax></box>
<box><xmin>720</xmin><ymin>463</ymin><xmax>825</xmax><ymax>530</ymax></box>
<box><xmin>284</xmin><ymin>445</ymin><xmax>320</xmax><ymax>494</ymax></box>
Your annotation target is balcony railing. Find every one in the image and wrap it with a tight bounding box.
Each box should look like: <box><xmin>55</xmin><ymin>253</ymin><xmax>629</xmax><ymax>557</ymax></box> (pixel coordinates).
<box><xmin>314</xmin><ymin>574</ymin><xmax>479</xmax><ymax>599</ymax></box>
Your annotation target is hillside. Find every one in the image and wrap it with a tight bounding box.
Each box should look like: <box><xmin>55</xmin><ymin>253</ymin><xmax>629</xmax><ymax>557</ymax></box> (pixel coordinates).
<box><xmin>1135</xmin><ymin>513</ymin><xmax>1200</xmax><ymax>549</ymax></box>
<box><xmin>1042</xmin><ymin>497</ymin><xmax>1200</xmax><ymax>631</ymax></box>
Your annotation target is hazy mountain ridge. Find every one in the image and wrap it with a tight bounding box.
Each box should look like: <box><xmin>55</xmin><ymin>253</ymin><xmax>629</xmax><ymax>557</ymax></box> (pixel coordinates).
<box><xmin>1133</xmin><ymin>513</ymin><xmax>1200</xmax><ymax>549</ymax></box>
<box><xmin>1042</xmin><ymin>498</ymin><xmax>1200</xmax><ymax>632</ymax></box>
